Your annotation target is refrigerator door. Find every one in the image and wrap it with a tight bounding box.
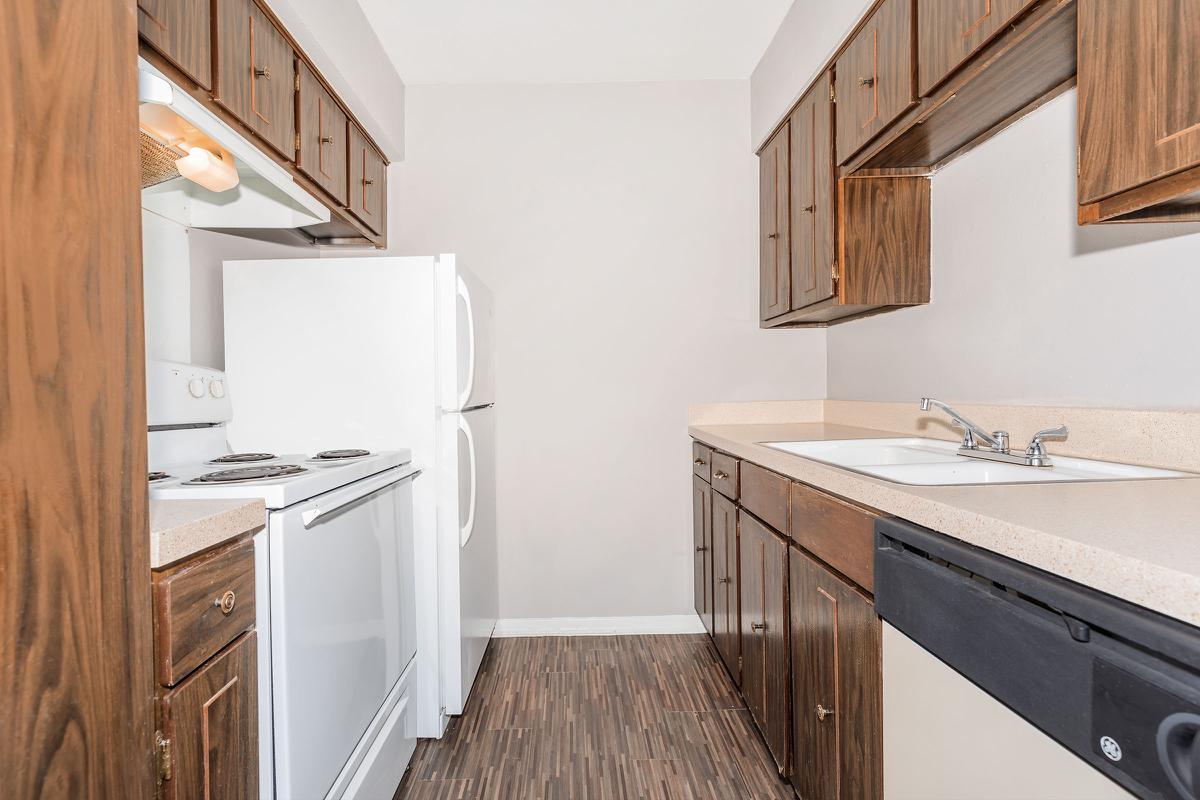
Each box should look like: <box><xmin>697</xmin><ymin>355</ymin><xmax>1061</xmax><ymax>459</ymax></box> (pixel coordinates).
<box><xmin>439</xmin><ymin>404</ymin><xmax>498</xmax><ymax>714</ymax></box>
<box><xmin>439</xmin><ymin>256</ymin><xmax>495</xmax><ymax>412</ymax></box>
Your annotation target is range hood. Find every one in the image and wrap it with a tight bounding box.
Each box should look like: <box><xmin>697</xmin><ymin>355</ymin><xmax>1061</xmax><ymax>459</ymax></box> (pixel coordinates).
<box><xmin>138</xmin><ymin>58</ymin><xmax>329</xmax><ymax>231</ymax></box>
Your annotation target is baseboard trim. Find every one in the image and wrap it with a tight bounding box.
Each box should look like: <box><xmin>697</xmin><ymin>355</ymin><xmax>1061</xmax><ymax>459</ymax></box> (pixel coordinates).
<box><xmin>492</xmin><ymin>614</ymin><xmax>707</xmax><ymax>638</ymax></box>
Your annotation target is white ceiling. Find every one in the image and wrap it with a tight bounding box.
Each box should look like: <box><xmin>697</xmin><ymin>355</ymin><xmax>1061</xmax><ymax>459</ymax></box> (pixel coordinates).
<box><xmin>356</xmin><ymin>0</ymin><xmax>795</xmax><ymax>85</ymax></box>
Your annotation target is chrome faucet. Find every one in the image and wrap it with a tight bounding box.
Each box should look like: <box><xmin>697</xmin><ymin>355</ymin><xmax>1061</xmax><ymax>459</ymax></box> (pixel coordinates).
<box><xmin>919</xmin><ymin>398</ymin><xmax>1068</xmax><ymax>468</ymax></box>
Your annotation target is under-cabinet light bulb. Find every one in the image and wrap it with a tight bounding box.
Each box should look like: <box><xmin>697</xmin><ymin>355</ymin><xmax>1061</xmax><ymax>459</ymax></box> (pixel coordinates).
<box><xmin>175</xmin><ymin>146</ymin><xmax>239</xmax><ymax>192</ymax></box>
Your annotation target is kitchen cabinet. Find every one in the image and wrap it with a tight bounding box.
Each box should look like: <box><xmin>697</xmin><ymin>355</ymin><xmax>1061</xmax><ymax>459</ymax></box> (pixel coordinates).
<box><xmin>297</xmin><ymin>61</ymin><xmax>349</xmax><ymax>206</ymax></box>
<box><xmin>1078</xmin><ymin>0</ymin><xmax>1200</xmax><ymax>223</ymax></box>
<box><xmin>159</xmin><ymin>632</ymin><xmax>259</xmax><ymax>800</ymax></box>
<box><xmin>137</xmin><ymin>0</ymin><xmax>212</xmax><ymax>89</ymax></box>
<box><xmin>213</xmin><ymin>0</ymin><xmax>296</xmax><ymax>161</ymax></box>
<box><xmin>710</xmin><ymin>451</ymin><xmax>740</xmax><ymax>501</ymax></box>
<box><xmin>348</xmin><ymin>122</ymin><xmax>388</xmax><ymax>236</ymax></box>
<box><xmin>740</xmin><ymin>511</ymin><xmax>791</xmax><ymax>773</ymax></box>
<box><xmin>834</xmin><ymin>0</ymin><xmax>916</xmax><ymax>165</ymax></box>
<box><xmin>693</xmin><ymin>475</ymin><xmax>714</xmax><ymax>636</ymax></box>
<box><xmin>711</xmin><ymin>490</ymin><xmax>740</xmax><ymax>685</ymax></box>
<box><xmin>759</xmin><ymin>123</ymin><xmax>790</xmax><ymax>322</ymax></box>
<box><xmin>789</xmin><ymin>547</ymin><xmax>882</xmax><ymax>800</ymax></box>
<box><xmin>788</xmin><ymin>74</ymin><xmax>836</xmax><ymax>312</ymax></box>
<box><xmin>917</xmin><ymin>0</ymin><xmax>1038</xmax><ymax>96</ymax></box>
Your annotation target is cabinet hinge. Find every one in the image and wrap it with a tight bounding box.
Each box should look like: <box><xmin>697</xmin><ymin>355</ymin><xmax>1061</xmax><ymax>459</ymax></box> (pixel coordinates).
<box><xmin>155</xmin><ymin>731</ymin><xmax>172</xmax><ymax>783</ymax></box>
<box><xmin>295</xmin><ymin>132</ymin><xmax>302</xmax><ymax>151</ymax></box>
<box><xmin>295</xmin><ymin>71</ymin><xmax>301</xmax><ymax>91</ymax></box>
<box><xmin>830</xmin><ymin>82</ymin><xmax>836</xmax><ymax>102</ymax></box>
<box><xmin>831</xmin><ymin>259</ymin><xmax>840</xmax><ymax>287</ymax></box>
<box><xmin>1076</xmin><ymin>144</ymin><xmax>1081</xmax><ymax>176</ymax></box>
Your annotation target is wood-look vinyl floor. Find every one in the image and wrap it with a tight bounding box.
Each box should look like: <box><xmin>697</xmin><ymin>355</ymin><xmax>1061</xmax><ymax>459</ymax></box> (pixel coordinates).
<box><xmin>395</xmin><ymin>635</ymin><xmax>795</xmax><ymax>800</ymax></box>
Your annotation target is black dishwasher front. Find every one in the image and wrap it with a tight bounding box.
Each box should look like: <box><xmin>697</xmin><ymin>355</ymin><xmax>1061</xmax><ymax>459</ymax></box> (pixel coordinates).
<box><xmin>875</xmin><ymin>517</ymin><xmax>1200</xmax><ymax>800</ymax></box>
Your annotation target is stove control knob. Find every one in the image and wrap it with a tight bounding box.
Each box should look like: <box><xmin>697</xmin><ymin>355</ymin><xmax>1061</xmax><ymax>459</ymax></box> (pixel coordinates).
<box><xmin>187</xmin><ymin>377</ymin><xmax>206</xmax><ymax>398</ymax></box>
<box><xmin>209</xmin><ymin>379</ymin><xmax>226</xmax><ymax>399</ymax></box>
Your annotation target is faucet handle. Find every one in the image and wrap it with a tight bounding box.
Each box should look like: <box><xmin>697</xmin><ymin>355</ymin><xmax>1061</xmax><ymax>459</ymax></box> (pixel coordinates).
<box><xmin>1025</xmin><ymin>425</ymin><xmax>1069</xmax><ymax>462</ymax></box>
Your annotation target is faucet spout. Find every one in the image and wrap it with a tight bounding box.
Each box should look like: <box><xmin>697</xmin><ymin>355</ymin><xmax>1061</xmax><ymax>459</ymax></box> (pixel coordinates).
<box><xmin>919</xmin><ymin>397</ymin><xmax>1001</xmax><ymax>451</ymax></box>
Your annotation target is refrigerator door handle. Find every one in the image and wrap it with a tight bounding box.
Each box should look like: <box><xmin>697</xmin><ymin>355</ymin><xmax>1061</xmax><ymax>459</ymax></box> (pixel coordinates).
<box><xmin>458</xmin><ymin>414</ymin><xmax>478</xmax><ymax>547</ymax></box>
<box><xmin>456</xmin><ymin>275</ymin><xmax>476</xmax><ymax>411</ymax></box>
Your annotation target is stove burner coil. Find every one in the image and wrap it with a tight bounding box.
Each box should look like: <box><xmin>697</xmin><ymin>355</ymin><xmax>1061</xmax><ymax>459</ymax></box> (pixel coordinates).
<box><xmin>313</xmin><ymin>449</ymin><xmax>371</xmax><ymax>460</ymax></box>
<box><xmin>210</xmin><ymin>452</ymin><xmax>277</xmax><ymax>464</ymax></box>
<box><xmin>148</xmin><ymin>471</ymin><xmax>172</xmax><ymax>482</ymax></box>
<box><xmin>185</xmin><ymin>464</ymin><xmax>307</xmax><ymax>484</ymax></box>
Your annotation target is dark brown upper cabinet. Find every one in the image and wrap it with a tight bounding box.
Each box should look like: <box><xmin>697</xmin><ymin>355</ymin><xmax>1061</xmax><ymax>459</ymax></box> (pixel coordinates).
<box><xmin>711</xmin><ymin>490</ymin><xmax>740</xmax><ymax>686</ymax></box>
<box><xmin>137</xmin><ymin>0</ymin><xmax>212</xmax><ymax>89</ymax></box>
<box><xmin>349</xmin><ymin>122</ymin><xmax>388</xmax><ymax>236</ymax></box>
<box><xmin>1078</xmin><ymin>0</ymin><xmax>1200</xmax><ymax>223</ymax></box>
<box><xmin>692</xmin><ymin>476</ymin><xmax>714</xmax><ymax>637</ymax></box>
<box><xmin>788</xmin><ymin>74</ymin><xmax>836</xmax><ymax>313</ymax></box>
<box><xmin>759</xmin><ymin>123</ymin><xmax>790</xmax><ymax>322</ymax></box>
<box><xmin>739</xmin><ymin>512</ymin><xmax>790</xmax><ymax>774</ymax></box>
<box><xmin>834</xmin><ymin>0</ymin><xmax>917</xmax><ymax>165</ymax></box>
<box><xmin>918</xmin><ymin>0</ymin><xmax>1038</xmax><ymax>96</ymax></box>
<box><xmin>297</xmin><ymin>62</ymin><xmax>349</xmax><ymax>206</ymax></box>
<box><xmin>789</xmin><ymin>548</ymin><xmax>882</xmax><ymax>800</ymax></box>
<box><xmin>213</xmin><ymin>0</ymin><xmax>296</xmax><ymax>161</ymax></box>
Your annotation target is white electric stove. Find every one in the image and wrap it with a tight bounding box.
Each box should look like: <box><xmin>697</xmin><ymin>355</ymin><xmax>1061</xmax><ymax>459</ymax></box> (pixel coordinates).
<box><xmin>147</xmin><ymin>360</ymin><xmax>420</xmax><ymax>800</ymax></box>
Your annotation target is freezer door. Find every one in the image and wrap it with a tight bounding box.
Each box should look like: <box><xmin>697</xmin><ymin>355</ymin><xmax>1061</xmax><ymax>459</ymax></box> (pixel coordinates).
<box><xmin>439</xmin><ymin>405</ymin><xmax>498</xmax><ymax>714</ymax></box>
<box><xmin>440</xmin><ymin>256</ymin><xmax>495</xmax><ymax>411</ymax></box>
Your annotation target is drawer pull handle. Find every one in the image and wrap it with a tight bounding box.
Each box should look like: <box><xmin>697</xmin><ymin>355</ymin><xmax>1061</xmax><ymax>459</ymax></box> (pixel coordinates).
<box><xmin>815</xmin><ymin>704</ymin><xmax>835</xmax><ymax>722</ymax></box>
<box><xmin>858</xmin><ymin>76</ymin><xmax>874</xmax><ymax>88</ymax></box>
<box><xmin>718</xmin><ymin>577</ymin><xmax>731</xmax><ymax>584</ymax></box>
<box><xmin>714</xmin><ymin>471</ymin><xmax>728</xmax><ymax>481</ymax></box>
<box><xmin>693</xmin><ymin>458</ymin><xmax>706</xmax><ymax>467</ymax></box>
<box><xmin>320</xmin><ymin>136</ymin><xmax>335</xmax><ymax>144</ymax></box>
<box><xmin>800</xmin><ymin>204</ymin><xmax>814</xmax><ymax>213</ymax></box>
<box><xmin>695</xmin><ymin>545</ymin><xmax>708</xmax><ymax>553</ymax></box>
<box><xmin>766</xmin><ymin>232</ymin><xmax>779</xmax><ymax>239</ymax></box>
<box><xmin>254</xmin><ymin>66</ymin><xmax>271</xmax><ymax>80</ymax></box>
<box><xmin>215</xmin><ymin>590</ymin><xmax>237</xmax><ymax>615</ymax></box>
<box><xmin>751</xmin><ymin>621</ymin><xmax>767</xmax><ymax>632</ymax></box>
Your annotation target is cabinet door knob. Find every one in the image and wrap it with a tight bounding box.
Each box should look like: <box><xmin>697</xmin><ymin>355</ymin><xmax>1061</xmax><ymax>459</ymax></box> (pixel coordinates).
<box><xmin>767</xmin><ymin>232</ymin><xmax>779</xmax><ymax>239</ymax></box>
<box><xmin>254</xmin><ymin>66</ymin><xmax>271</xmax><ymax>80</ymax></box>
<box><xmin>320</xmin><ymin>136</ymin><xmax>335</xmax><ymax>144</ymax></box>
<box><xmin>693</xmin><ymin>458</ymin><xmax>705</xmax><ymax>467</ymax></box>
<box><xmin>800</xmin><ymin>204</ymin><xmax>814</xmax><ymax>213</ymax></box>
<box><xmin>815</xmin><ymin>704</ymin><xmax>835</xmax><ymax>722</ymax></box>
<box><xmin>751</xmin><ymin>621</ymin><xmax>767</xmax><ymax>631</ymax></box>
<box><xmin>215</xmin><ymin>590</ymin><xmax>236</xmax><ymax>615</ymax></box>
<box><xmin>695</xmin><ymin>545</ymin><xmax>708</xmax><ymax>553</ymax></box>
<box><xmin>713</xmin><ymin>471</ymin><xmax>728</xmax><ymax>481</ymax></box>
<box><xmin>858</xmin><ymin>76</ymin><xmax>874</xmax><ymax>88</ymax></box>
<box><xmin>718</xmin><ymin>577</ymin><xmax>731</xmax><ymax>584</ymax></box>
<box><xmin>363</xmin><ymin>178</ymin><xmax>375</xmax><ymax>186</ymax></box>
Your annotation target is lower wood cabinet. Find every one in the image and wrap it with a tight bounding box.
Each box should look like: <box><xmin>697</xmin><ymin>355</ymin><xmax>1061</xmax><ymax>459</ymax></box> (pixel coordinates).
<box><xmin>711</xmin><ymin>490</ymin><xmax>740</xmax><ymax>685</ymax></box>
<box><xmin>692</xmin><ymin>475</ymin><xmax>714</xmax><ymax>635</ymax></box>
<box><xmin>159</xmin><ymin>632</ymin><xmax>259</xmax><ymax>800</ymax></box>
<box><xmin>739</xmin><ymin>511</ymin><xmax>791</xmax><ymax>773</ymax></box>
<box><xmin>789</xmin><ymin>547</ymin><xmax>882</xmax><ymax>800</ymax></box>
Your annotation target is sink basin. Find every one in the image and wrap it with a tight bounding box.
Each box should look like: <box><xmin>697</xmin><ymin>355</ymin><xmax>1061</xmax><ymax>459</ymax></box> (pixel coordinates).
<box><xmin>761</xmin><ymin>438</ymin><xmax>1194</xmax><ymax>486</ymax></box>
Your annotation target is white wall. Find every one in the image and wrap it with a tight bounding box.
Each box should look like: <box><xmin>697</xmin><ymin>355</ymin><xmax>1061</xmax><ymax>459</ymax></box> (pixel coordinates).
<box><xmin>389</xmin><ymin>81</ymin><xmax>826</xmax><ymax>620</ymax></box>
<box><xmin>826</xmin><ymin>91</ymin><xmax>1200</xmax><ymax>409</ymax></box>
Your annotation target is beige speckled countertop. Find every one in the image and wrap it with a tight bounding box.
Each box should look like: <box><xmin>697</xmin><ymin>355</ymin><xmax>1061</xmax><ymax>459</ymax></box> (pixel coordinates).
<box><xmin>150</xmin><ymin>499</ymin><xmax>265</xmax><ymax>569</ymax></box>
<box><xmin>689</xmin><ymin>420</ymin><xmax>1200</xmax><ymax>628</ymax></box>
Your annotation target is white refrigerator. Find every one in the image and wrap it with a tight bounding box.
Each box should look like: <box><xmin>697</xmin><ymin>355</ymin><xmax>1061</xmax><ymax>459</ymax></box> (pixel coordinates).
<box><xmin>222</xmin><ymin>254</ymin><xmax>498</xmax><ymax>738</ymax></box>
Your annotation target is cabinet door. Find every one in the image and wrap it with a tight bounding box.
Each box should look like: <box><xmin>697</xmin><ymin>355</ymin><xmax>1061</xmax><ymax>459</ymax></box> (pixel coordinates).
<box><xmin>790</xmin><ymin>549</ymin><xmax>882</xmax><ymax>800</ymax></box>
<box><xmin>348</xmin><ymin>123</ymin><xmax>387</xmax><ymax>236</ymax></box>
<box><xmin>759</xmin><ymin>124</ymin><xmax>790</xmax><ymax>321</ymax></box>
<box><xmin>160</xmin><ymin>632</ymin><xmax>258</xmax><ymax>800</ymax></box>
<box><xmin>739</xmin><ymin>512</ymin><xmax>790</xmax><ymax>773</ymax></box>
<box><xmin>297</xmin><ymin>62</ymin><xmax>349</xmax><ymax>205</ymax></box>
<box><xmin>138</xmin><ymin>0</ymin><xmax>213</xmax><ymax>89</ymax></box>
<box><xmin>789</xmin><ymin>73</ymin><xmax>836</xmax><ymax>311</ymax></box>
<box><xmin>1078</xmin><ymin>0</ymin><xmax>1200</xmax><ymax>203</ymax></box>
<box><xmin>917</xmin><ymin>0</ymin><xmax>1037</xmax><ymax>96</ymax></box>
<box><xmin>834</xmin><ymin>0</ymin><xmax>917</xmax><ymax>164</ymax></box>
<box><xmin>692</xmin><ymin>476</ymin><xmax>714</xmax><ymax>635</ymax></box>
<box><xmin>213</xmin><ymin>0</ymin><xmax>295</xmax><ymax>161</ymax></box>
<box><xmin>711</xmin><ymin>491</ymin><xmax>739</xmax><ymax>685</ymax></box>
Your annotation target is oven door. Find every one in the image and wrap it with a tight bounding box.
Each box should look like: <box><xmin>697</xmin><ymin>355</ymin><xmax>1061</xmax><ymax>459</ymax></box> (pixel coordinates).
<box><xmin>268</xmin><ymin>466</ymin><xmax>418</xmax><ymax>799</ymax></box>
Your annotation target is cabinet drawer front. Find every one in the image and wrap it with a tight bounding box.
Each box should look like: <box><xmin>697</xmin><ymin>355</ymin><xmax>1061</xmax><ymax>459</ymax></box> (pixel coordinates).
<box><xmin>740</xmin><ymin>462</ymin><xmax>788</xmax><ymax>532</ymax></box>
<box><xmin>917</xmin><ymin>0</ymin><xmax>1037</xmax><ymax>96</ymax></box>
<box><xmin>834</xmin><ymin>0</ymin><xmax>917</xmax><ymax>164</ymax></box>
<box><xmin>160</xmin><ymin>631</ymin><xmax>258</xmax><ymax>800</ymax></box>
<box><xmin>155</xmin><ymin>538</ymin><xmax>256</xmax><ymax>686</ymax></box>
<box><xmin>691</xmin><ymin>442</ymin><xmax>713</xmax><ymax>482</ymax></box>
<box><xmin>710</xmin><ymin>452</ymin><xmax>740</xmax><ymax>500</ymax></box>
<box><xmin>348</xmin><ymin>123</ymin><xmax>387</xmax><ymax>236</ymax></box>
<box><xmin>297</xmin><ymin>62</ymin><xmax>349</xmax><ymax>205</ymax></box>
<box><xmin>788</xmin><ymin>482</ymin><xmax>878</xmax><ymax>593</ymax></box>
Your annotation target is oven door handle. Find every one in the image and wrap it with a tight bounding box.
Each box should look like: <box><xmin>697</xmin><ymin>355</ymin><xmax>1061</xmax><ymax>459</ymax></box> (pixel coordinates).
<box><xmin>300</xmin><ymin>466</ymin><xmax>420</xmax><ymax>528</ymax></box>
